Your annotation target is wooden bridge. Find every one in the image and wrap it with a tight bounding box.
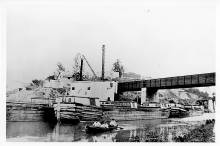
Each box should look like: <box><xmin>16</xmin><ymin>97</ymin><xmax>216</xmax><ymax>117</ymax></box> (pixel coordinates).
<box><xmin>118</xmin><ymin>72</ymin><xmax>215</xmax><ymax>93</ymax></box>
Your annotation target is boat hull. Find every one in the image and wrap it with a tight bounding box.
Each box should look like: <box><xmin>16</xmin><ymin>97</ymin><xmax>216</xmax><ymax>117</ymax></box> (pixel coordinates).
<box><xmin>53</xmin><ymin>103</ymin><xmax>103</xmax><ymax>123</ymax></box>
<box><xmin>86</xmin><ymin>125</ymin><xmax>118</xmax><ymax>134</ymax></box>
<box><xmin>168</xmin><ymin>107</ymin><xmax>189</xmax><ymax>118</ymax></box>
<box><xmin>104</xmin><ymin>109</ymin><xmax>170</xmax><ymax>121</ymax></box>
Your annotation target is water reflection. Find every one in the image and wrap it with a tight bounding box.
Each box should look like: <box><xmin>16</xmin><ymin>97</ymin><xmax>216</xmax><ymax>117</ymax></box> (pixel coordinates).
<box><xmin>85</xmin><ymin>132</ymin><xmax>118</xmax><ymax>142</ymax></box>
<box><xmin>51</xmin><ymin>122</ymin><xmax>87</xmax><ymax>142</ymax></box>
<box><xmin>110</xmin><ymin>121</ymin><xmax>190</xmax><ymax>142</ymax></box>
<box><xmin>6</xmin><ymin>119</ymin><xmax>202</xmax><ymax>142</ymax></box>
<box><xmin>6</xmin><ymin>121</ymin><xmax>56</xmax><ymax>139</ymax></box>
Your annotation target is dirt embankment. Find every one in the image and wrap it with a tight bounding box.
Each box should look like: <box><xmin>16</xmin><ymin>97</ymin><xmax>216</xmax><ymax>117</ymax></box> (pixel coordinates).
<box><xmin>6</xmin><ymin>88</ymin><xmax>59</xmax><ymax>104</ymax></box>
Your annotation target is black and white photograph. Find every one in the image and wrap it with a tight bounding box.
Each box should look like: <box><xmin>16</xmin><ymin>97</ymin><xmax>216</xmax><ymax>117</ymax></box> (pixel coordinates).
<box><xmin>0</xmin><ymin>0</ymin><xmax>217</xmax><ymax>143</ymax></box>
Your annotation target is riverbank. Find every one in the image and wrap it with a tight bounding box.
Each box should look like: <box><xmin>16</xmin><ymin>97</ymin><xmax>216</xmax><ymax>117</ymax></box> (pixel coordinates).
<box><xmin>174</xmin><ymin>119</ymin><xmax>215</xmax><ymax>142</ymax></box>
<box><xmin>173</xmin><ymin>113</ymin><xmax>215</xmax><ymax>122</ymax></box>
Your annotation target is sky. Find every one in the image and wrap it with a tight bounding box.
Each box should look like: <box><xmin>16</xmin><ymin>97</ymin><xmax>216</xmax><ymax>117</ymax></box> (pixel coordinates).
<box><xmin>6</xmin><ymin>0</ymin><xmax>216</xmax><ymax>90</ymax></box>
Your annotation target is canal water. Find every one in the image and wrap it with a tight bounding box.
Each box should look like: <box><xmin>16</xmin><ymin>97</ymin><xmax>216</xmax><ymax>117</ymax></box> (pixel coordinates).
<box><xmin>7</xmin><ymin>115</ymin><xmax>212</xmax><ymax>142</ymax></box>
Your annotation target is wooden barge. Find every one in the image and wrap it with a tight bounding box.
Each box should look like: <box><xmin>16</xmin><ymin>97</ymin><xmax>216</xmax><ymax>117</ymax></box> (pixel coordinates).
<box><xmin>102</xmin><ymin>101</ymin><xmax>170</xmax><ymax>121</ymax></box>
<box><xmin>6</xmin><ymin>102</ymin><xmax>56</xmax><ymax>122</ymax></box>
<box><xmin>168</xmin><ymin>107</ymin><xmax>189</xmax><ymax>118</ymax></box>
<box><xmin>53</xmin><ymin>96</ymin><xmax>103</xmax><ymax>123</ymax></box>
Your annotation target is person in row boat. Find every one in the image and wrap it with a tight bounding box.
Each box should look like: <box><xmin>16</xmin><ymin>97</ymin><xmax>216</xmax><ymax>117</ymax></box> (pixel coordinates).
<box><xmin>109</xmin><ymin>119</ymin><xmax>117</xmax><ymax>127</ymax></box>
<box><xmin>100</xmin><ymin>123</ymin><xmax>109</xmax><ymax>128</ymax></box>
<box><xmin>92</xmin><ymin>119</ymin><xmax>117</xmax><ymax>128</ymax></box>
<box><xmin>93</xmin><ymin>121</ymin><xmax>101</xmax><ymax>127</ymax></box>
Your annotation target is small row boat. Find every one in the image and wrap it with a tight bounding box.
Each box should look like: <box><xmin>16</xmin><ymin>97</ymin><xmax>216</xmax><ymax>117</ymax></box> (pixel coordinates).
<box><xmin>86</xmin><ymin>125</ymin><xmax>118</xmax><ymax>134</ymax></box>
<box><xmin>168</xmin><ymin>107</ymin><xmax>189</xmax><ymax>118</ymax></box>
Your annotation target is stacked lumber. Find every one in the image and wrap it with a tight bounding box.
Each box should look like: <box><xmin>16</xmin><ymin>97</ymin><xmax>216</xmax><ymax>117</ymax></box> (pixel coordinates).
<box><xmin>53</xmin><ymin>103</ymin><xmax>79</xmax><ymax>121</ymax></box>
<box><xmin>75</xmin><ymin>104</ymin><xmax>103</xmax><ymax>121</ymax></box>
<box><xmin>53</xmin><ymin>103</ymin><xmax>103</xmax><ymax>122</ymax></box>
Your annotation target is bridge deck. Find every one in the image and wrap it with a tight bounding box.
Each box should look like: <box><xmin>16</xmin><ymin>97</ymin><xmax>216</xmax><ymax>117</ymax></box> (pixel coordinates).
<box><xmin>118</xmin><ymin>72</ymin><xmax>215</xmax><ymax>92</ymax></box>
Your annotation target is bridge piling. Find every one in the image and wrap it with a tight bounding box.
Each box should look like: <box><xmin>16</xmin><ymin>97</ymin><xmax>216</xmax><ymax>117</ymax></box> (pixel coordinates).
<box><xmin>141</xmin><ymin>88</ymin><xmax>159</xmax><ymax>104</ymax></box>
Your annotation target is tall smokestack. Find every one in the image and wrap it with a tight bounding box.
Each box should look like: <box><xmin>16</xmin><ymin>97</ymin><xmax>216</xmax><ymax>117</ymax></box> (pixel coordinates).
<box><xmin>79</xmin><ymin>58</ymin><xmax>83</xmax><ymax>81</ymax></box>
<box><xmin>101</xmin><ymin>44</ymin><xmax>105</xmax><ymax>80</ymax></box>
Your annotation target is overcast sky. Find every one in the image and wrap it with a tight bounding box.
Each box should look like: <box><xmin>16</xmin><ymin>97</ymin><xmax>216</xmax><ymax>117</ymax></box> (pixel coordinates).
<box><xmin>6</xmin><ymin>0</ymin><xmax>215</xmax><ymax>90</ymax></box>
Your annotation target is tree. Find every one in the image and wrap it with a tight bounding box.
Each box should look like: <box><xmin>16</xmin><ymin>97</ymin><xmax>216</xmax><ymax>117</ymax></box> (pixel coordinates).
<box><xmin>56</xmin><ymin>62</ymin><xmax>65</xmax><ymax>78</ymax></box>
<box><xmin>46</xmin><ymin>75</ymin><xmax>55</xmax><ymax>81</ymax></box>
<box><xmin>185</xmin><ymin>88</ymin><xmax>209</xmax><ymax>99</ymax></box>
<box><xmin>112</xmin><ymin>59</ymin><xmax>125</xmax><ymax>78</ymax></box>
<box><xmin>72</xmin><ymin>53</ymin><xmax>81</xmax><ymax>75</ymax></box>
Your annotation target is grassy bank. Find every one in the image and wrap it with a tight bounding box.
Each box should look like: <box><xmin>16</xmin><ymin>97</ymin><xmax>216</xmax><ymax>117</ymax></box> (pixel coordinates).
<box><xmin>174</xmin><ymin>119</ymin><xmax>215</xmax><ymax>142</ymax></box>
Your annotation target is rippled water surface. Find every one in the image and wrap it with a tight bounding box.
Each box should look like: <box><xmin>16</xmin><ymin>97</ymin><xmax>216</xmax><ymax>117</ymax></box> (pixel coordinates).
<box><xmin>7</xmin><ymin>117</ymin><xmax>207</xmax><ymax>142</ymax></box>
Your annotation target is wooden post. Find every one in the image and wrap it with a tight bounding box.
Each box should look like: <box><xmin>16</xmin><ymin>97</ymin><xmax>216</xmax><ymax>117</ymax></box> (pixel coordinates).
<box><xmin>141</xmin><ymin>88</ymin><xmax>146</xmax><ymax>105</ymax></box>
<box><xmin>57</xmin><ymin>98</ymin><xmax>61</xmax><ymax>123</ymax></box>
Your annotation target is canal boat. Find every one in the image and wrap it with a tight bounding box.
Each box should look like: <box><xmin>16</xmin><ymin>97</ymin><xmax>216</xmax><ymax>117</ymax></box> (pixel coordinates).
<box><xmin>100</xmin><ymin>101</ymin><xmax>115</xmax><ymax>111</ymax></box>
<box><xmin>53</xmin><ymin>81</ymin><xmax>118</xmax><ymax>123</ymax></box>
<box><xmin>86</xmin><ymin>125</ymin><xmax>118</xmax><ymax>134</ymax></box>
<box><xmin>53</xmin><ymin>97</ymin><xmax>103</xmax><ymax>123</ymax></box>
<box><xmin>168</xmin><ymin>107</ymin><xmax>189</xmax><ymax>118</ymax></box>
<box><xmin>104</xmin><ymin>101</ymin><xmax>170</xmax><ymax>121</ymax></box>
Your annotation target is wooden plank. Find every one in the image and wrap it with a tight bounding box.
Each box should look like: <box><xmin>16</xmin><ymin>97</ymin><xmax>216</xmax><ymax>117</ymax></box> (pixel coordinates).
<box><xmin>60</xmin><ymin>109</ymin><xmax>76</xmax><ymax>112</ymax></box>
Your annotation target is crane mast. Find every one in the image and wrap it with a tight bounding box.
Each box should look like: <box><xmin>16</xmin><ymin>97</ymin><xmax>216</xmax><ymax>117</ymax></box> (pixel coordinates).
<box><xmin>81</xmin><ymin>54</ymin><xmax>98</xmax><ymax>79</ymax></box>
